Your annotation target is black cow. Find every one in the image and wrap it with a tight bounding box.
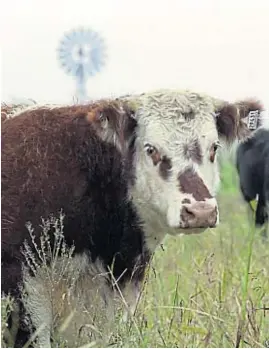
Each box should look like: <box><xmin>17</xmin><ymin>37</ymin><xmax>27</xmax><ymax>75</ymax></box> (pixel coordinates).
<box><xmin>236</xmin><ymin>127</ymin><xmax>269</xmax><ymax>238</ymax></box>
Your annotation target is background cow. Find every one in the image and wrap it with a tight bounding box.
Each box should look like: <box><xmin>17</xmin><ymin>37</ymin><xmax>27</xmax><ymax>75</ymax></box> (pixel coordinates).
<box><xmin>1</xmin><ymin>89</ymin><xmax>263</xmax><ymax>347</ymax></box>
<box><xmin>236</xmin><ymin>122</ymin><xmax>269</xmax><ymax>239</ymax></box>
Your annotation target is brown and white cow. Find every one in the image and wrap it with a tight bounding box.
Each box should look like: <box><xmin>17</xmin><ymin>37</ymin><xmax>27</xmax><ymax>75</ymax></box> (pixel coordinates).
<box><xmin>1</xmin><ymin>89</ymin><xmax>263</xmax><ymax>347</ymax></box>
<box><xmin>120</xmin><ymin>90</ymin><xmax>262</xmax><ymax>249</ymax></box>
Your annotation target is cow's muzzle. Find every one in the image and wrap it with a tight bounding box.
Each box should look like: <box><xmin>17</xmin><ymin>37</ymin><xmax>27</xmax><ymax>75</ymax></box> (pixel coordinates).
<box><xmin>180</xmin><ymin>200</ymin><xmax>218</xmax><ymax>228</ymax></box>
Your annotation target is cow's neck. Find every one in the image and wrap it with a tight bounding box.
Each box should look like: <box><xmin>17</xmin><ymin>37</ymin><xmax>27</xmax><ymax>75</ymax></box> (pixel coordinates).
<box><xmin>128</xmin><ymin>189</ymin><xmax>167</xmax><ymax>254</ymax></box>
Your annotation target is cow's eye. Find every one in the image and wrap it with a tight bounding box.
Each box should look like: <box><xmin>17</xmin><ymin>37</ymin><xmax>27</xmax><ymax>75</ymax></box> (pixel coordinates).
<box><xmin>144</xmin><ymin>143</ymin><xmax>162</xmax><ymax>165</ymax></box>
<box><xmin>144</xmin><ymin>143</ymin><xmax>157</xmax><ymax>156</ymax></box>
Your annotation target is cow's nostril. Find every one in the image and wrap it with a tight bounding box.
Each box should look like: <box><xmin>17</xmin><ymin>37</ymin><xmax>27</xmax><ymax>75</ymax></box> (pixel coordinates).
<box><xmin>185</xmin><ymin>207</ymin><xmax>195</xmax><ymax>218</ymax></box>
<box><xmin>182</xmin><ymin>206</ymin><xmax>195</xmax><ymax>220</ymax></box>
<box><xmin>182</xmin><ymin>198</ymin><xmax>191</xmax><ymax>204</ymax></box>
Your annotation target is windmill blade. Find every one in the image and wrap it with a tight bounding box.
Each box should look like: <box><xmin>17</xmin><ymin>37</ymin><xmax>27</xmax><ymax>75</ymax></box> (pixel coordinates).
<box><xmin>57</xmin><ymin>27</ymin><xmax>107</xmax><ymax>102</ymax></box>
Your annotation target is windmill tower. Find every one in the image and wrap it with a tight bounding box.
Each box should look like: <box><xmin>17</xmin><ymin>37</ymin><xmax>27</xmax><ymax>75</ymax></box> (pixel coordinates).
<box><xmin>57</xmin><ymin>27</ymin><xmax>107</xmax><ymax>103</ymax></box>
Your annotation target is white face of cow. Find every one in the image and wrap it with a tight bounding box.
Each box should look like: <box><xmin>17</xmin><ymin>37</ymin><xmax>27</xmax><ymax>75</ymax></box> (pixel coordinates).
<box><xmin>127</xmin><ymin>90</ymin><xmax>263</xmax><ymax>251</ymax></box>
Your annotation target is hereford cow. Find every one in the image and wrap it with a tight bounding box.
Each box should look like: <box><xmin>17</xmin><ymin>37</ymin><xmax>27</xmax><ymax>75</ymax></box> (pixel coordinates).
<box><xmin>1</xmin><ymin>89</ymin><xmax>263</xmax><ymax>347</ymax></box>
<box><xmin>236</xmin><ymin>113</ymin><xmax>269</xmax><ymax>239</ymax></box>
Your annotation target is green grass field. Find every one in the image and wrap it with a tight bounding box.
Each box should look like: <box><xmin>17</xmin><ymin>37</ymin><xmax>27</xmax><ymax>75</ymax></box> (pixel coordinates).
<box><xmin>1</xmin><ymin>159</ymin><xmax>269</xmax><ymax>348</ymax></box>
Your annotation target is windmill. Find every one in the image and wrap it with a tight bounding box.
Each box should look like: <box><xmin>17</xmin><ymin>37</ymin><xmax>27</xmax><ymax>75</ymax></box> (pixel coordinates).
<box><xmin>57</xmin><ymin>27</ymin><xmax>107</xmax><ymax>103</ymax></box>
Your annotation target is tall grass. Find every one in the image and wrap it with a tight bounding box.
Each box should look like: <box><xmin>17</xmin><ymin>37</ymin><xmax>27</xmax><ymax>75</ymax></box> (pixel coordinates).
<box><xmin>1</xmin><ymin>159</ymin><xmax>269</xmax><ymax>348</ymax></box>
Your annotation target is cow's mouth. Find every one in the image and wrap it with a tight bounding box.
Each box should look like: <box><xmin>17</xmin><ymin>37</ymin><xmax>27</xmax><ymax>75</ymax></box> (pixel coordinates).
<box><xmin>179</xmin><ymin>226</ymin><xmax>214</xmax><ymax>234</ymax></box>
<box><xmin>179</xmin><ymin>221</ymin><xmax>217</xmax><ymax>230</ymax></box>
<box><xmin>167</xmin><ymin>226</ymin><xmax>211</xmax><ymax>236</ymax></box>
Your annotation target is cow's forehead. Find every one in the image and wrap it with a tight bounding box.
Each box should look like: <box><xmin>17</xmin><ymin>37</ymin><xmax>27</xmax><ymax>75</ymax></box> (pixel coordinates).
<box><xmin>129</xmin><ymin>88</ymin><xmax>220</xmax><ymax>117</ymax></box>
<box><xmin>139</xmin><ymin>118</ymin><xmax>218</xmax><ymax>152</ymax></box>
<box><xmin>135</xmin><ymin>89</ymin><xmax>219</xmax><ymax>151</ymax></box>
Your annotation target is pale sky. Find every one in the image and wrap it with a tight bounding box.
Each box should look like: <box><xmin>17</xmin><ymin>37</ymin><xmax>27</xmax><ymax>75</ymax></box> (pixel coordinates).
<box><xmin>1</xmin><ymin>0</ymin><xmax>269</xmax><ymax>109</ymax></box>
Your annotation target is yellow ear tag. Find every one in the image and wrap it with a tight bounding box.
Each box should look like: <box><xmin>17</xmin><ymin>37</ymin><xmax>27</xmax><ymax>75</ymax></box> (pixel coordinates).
<box><xmin>249</xmin><ymin>199</ymin><xmax>258</xmax><ymax>212</ymax></box>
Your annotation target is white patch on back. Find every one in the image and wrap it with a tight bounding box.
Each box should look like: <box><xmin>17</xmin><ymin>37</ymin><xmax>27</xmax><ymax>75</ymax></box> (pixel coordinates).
<box><xmin>1</xmin><ymin>100</ymin><xmax>87</xmax><ymax>121</ymax></box>
<box><xmin>21</xmin><ymin>253</ymin><xmax>138</xmax><ymax>347</ymax></box>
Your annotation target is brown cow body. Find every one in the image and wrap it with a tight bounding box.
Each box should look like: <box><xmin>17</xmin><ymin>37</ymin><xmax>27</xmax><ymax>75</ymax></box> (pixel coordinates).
<box><xmin>2</xmin><ymin>100</ymin><xmax>143</xmax><ymax>346</ymax></box>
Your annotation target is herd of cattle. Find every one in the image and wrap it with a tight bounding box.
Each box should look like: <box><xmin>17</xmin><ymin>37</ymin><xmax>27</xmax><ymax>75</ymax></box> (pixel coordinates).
<box><xmin>1</xmin><ymin>89</ymin><xmax>269</xmax><ymax>347</ymax></box>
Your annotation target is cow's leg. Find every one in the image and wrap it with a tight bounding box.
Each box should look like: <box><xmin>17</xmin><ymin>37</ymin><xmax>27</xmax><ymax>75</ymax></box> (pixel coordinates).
<box><xmin>255</xmin><ymin>195</ymin><xmax>266</xmax><ymax>226</ymax></box>
<box><xmin>2</xmin><ymin>300</ymin><xmax>20</xmax><ymax>348</ymax></box>
<box><xmin>1</xmin><ymin>262</ymin><xmax>32</xmax><ymax>348</ymax></box>
<box><xmin>13</xmin><ymin>299</ymin><xmax>32</xmax><ymax>348</ymax></box>
<box><xmin>262</xmin><ymin>168</ymin><xmax>269</xmax><ymax>240</ymax></box>
<box><xmin>239</xmin><ymin>180</ymin><xmax>257</xmax><ymax>225</ymax></box>
<box><xmin>22</xmin><ymin>298</ymin><xmax>52</xmax><ymax>347</ymax></box>
<box><xmin>21</xmin><ymin>274</ymin><xmax>53</xmax><ymax>348</ymax></box>
<box><xmin>120</xmin><ymin>280</ymin><xmax>143</xmax><ymax>323</ymax></box>
<box><xmin>9</xmin><ymin>307</ymin><xmax>32</xmax><ymax>348</ymax></box>
<box><xmin>245</xmin><ymin>198</ymin><xmax>256</xmax><ymax>230</ymax></box>
<box><xmin>255</xmin><ymin>193</ymin><xmax>268</xmax><ymax>240</ymax></box>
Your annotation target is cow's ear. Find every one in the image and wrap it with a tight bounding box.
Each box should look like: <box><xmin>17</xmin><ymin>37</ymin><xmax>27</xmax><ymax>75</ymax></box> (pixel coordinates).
<box><xmin>215</xmin><ymin>99</ymin><xmax>264</xmax><ymax>143</ymax></box>
<box><xmin>123</xmin><ymin>103</ymin><xmax>138</xmax><ymax>136</ymax></box>
<box><xmin>86</xmin><ymin>106</ymin><xmax>102</xmax><ymax>123</ymax></box>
